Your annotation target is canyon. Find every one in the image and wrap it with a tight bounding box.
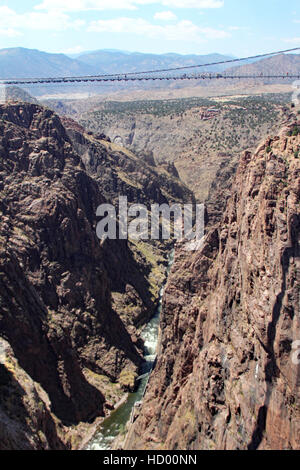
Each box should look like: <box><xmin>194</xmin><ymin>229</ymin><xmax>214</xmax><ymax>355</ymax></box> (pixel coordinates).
<box><xmin>0</xmin><ymin>91</ymin><xmax>299</xmax><ymax>451</ymax></box>
<box><xmin>0</xmin><ymin>101</ymin><xmax>192</xmax><ymax>449</ymax></box>
<box><xmin>125</xmin><ymin>118</ymin><xmax>300</xmax><ymax>450</ymax></box>
<box><xmin>50</xmin><ymin>94</ymin><xmax>290</xmax><ymax>207</ymax></box>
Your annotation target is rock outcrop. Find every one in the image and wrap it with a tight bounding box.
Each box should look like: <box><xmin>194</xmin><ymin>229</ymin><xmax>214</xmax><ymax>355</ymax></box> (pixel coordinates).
<box><xmin>3</xmin><ymin>86</ymin><xmax>38</xmax><ymax>105</ymax></box>
<box><xmin>0</xmin><ymin>102</ymin><xmax>192</xmax><ymax>449</ymax></box>
<box><xmin>125</xmin><ymin>121</ymin><xmax>300</xmax><ymax>450</ymax></box>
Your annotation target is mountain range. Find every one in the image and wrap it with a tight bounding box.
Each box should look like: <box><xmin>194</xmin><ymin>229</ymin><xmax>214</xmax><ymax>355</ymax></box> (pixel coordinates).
<box><xmin>0</xmin><ymin>48</ymin><xmax>96</xmax><ymax>79</ymax></box>
<box><xmin>0</xmin><ymin>47</ymin><xmax>235</xmax><ymax>79</ymax></box>
<box><xmin>75</xmin><ymin>50</ymin><xmax>235</xmax><ymax>74</ymax></box>
<box><xmin>226</xmin><ymin>53</ymin><xmax>300</xmax><ymax>76</ymax></box>
<box><xmin>0</xmin><ymin>47</ymin><xmax>299</xmax><ymax>101</ymax></box>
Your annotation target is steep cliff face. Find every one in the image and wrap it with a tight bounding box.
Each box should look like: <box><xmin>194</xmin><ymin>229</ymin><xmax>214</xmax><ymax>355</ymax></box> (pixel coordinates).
<box><xmin>61</xmin><ymin>116</ymin><xmax>194</xmax><ymax>329</ymax></box>
<box><xmin>0</xmin><ymin>103</ymin><xmax>192</xmax><ymax>449</ymax></box>
<box><xmin>126</xmin><ymin>121</ymin><xmax>300</xmax><ymax>450</ymax></box>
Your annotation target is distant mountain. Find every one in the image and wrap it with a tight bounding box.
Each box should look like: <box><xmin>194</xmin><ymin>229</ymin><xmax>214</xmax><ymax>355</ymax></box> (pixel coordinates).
<box><xmin>69</xmin><ymin>49</ymin><xmax>133</xmax><ymax>58</ymax></box>
<box><xmin>8</xmin><ymin>47</ymin><xmax>297</xmax><ymax>99</ymax></box>
<box><xmin>4</xmin><ymin>85</ymin><xmax>38</xmax><ymax>104</ymax></box>
<box><xmin>77</xmin><ymin>50</ymin><xmax>236</xmax><ymax>74</ymax></box>
<box><xmin>0</xmin><ymin>47</ymin><xmax>237</xmax><ymax>83</ymax></box>
<box><xmin>0</xmin><ymin>48</ymin><xmax>98</xmax><ymax>79</ymax></box>
<box><xmin>2</xmin><ymin>47</ymin><xmax>297</xmax><ymax>86</ymax></box>
<box><xmin>227</xmin><ymin>53</ymin><xmax>300</xmax><ymax>76</ymax></box>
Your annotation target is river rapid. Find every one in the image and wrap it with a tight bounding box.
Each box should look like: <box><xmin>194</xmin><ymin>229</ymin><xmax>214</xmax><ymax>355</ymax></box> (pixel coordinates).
<box><xmin>86</xmin><ymin>249</ymin><xmax>175</xmax><ymax>450</ymax></box>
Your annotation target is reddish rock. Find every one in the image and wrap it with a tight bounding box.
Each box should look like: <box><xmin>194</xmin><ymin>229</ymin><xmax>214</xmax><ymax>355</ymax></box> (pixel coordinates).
<box><xmin>126</xmin><ymin>123</ymin><xmax>300</xmax><ymax>450</ymax></box>
<box><xmin>0</xmin><ymin>102</ymin><xmax>192</xmax><ymax>449</ymax></box>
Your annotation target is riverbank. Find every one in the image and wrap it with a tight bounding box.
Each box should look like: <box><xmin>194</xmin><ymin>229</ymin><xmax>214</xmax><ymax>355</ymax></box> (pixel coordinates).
<box><xmin>83</xmin><ymin>249</ymin><xmax>175</xmax><ymax>451</ymax></box>
<box><xmin>78</xmin><ymin>393</ymin><xmax>129</xmax><ymax>450</ymax></box>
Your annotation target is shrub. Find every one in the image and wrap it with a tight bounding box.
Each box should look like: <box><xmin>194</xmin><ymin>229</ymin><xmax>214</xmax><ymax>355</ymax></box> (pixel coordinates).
<box><xmin>119</xmin><ymin>368</ymin><xmax>137</xmax><ymax>392</ymax></box>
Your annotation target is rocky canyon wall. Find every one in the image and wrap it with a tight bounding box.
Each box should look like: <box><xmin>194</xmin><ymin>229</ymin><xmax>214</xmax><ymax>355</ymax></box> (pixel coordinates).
<box><xmin>0</xmin><ymin>102</ymin><xmax>192</xmax><ymax>449</ymax></box>
<box><xmin>126</xmin><ymin>119</ymin><xmax>300</xmax><ymax>450</ymax></box>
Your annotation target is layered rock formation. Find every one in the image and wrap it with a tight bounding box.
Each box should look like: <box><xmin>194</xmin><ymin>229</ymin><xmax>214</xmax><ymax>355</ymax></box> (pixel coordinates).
<box><xmin>0</xmin><ymin>102</ymin><xmax>192</xmax><ymax>449</ymax></box>
<box><xmin>126</xmin><ymin>121</ymin><xmax>300</xmax><ymax>450</ymax></box>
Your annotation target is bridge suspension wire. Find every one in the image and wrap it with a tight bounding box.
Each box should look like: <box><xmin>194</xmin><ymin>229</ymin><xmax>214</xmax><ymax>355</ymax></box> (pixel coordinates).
<box><xmin>1</xmin><ymin>73</ymin><xmax>300</xmax><ymax>86</ymax></box>
<box><xmin>0</xmin><ymin>46</ymin><xmax>299</xmax><ymax>86</ymax></box>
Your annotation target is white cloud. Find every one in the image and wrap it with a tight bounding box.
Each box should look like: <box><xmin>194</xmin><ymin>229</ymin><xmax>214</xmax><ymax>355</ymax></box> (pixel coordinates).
<box><xmin>161</xmin><ymin>0</ymin><xmax>223</xmax><ymax>7</ymax></box>
<box><xmin>228</xmin><ymin>26</ymin><xmax>243</xmax><ymax>31</ymax></box>
<box><xmin>88</xmin><ymin>17</ymin><xmax>230</xmax><ymax>42</ymax></box>
<box><xmin>283</xmin><ymin>37</ymin><xmax>300</xmax><ymax>44</ymax></box>
<box><xmin>61</xmin><ymin>45</ymin><xmax>86</xmax><ymax>54</ymax></box>
<box><xmin>0</xmin><ymin>1</ymin><xmax>226</xmax><ymax>43</ymax></box>
<box><xmin>154</xmin><ymin>11</ymin><xmax>177</xmax><ymax>21</ymax></box>
<box><xmin>35</xmin><ymin>0</ymin><xmax>224</xmax><ymax>11</ymax></box>
<box><xmin>0</xmin><ymin>28</ymin><xmax>22</xmax><ymax>38</ymax></box>
<box><xmin>0</xmin><ymin>5</ymin><xmax>84</xmax><ymax>33</ymax></box>
<box><xmin>36</xmin><ymin>0</ymin><xmax>137</xmax><ymax>11</ymax></box>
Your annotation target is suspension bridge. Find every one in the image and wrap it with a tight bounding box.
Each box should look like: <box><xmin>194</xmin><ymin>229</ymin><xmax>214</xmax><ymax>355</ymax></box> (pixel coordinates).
<box><xmin>1</xmin><ymin>72</ymin><xmax>300</xmax><ymax>86</ymax></box>
<box><xmin>0</xmin><ymin>46</ymin><xmax>299</xmax><ymax>86</ymax></box>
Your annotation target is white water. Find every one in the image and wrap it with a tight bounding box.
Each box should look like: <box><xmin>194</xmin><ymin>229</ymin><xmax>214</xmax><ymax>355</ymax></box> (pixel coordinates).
<box><xmin>86</xmin><ymin>250</ymin><xmax>175</xmax><ymax>450</ymax></box>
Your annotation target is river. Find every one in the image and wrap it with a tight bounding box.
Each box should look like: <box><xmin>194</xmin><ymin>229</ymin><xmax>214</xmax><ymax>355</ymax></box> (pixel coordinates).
<box><xmin>86</xmin><ymin>249</ymin><xmax>175</xmax><ymax>450</ymax></box>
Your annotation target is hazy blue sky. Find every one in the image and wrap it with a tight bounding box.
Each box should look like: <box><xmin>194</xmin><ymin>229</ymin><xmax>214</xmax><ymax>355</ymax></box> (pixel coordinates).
<box><xmin>0</xmin><ymin>0</ymin><xmax>299</xmax><ymax>56</ymax></box>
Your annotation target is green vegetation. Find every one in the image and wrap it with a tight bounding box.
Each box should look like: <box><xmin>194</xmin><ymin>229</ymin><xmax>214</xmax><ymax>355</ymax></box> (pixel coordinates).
<box><xmin>287</xmin><ymin>127</ymin><xmax>300</xmax><ymax>137</ymax></box>
<box><xmin>85</xmin><ymin>94</ymin><xmax>285</xmax><ymax>126</ymax></box>
<box><xmin>130</xmin><ymin>239</ymin><xmax>166</xmax><ymax>301</ymax></box>
<box><xmin>84</xmin><ymin>369</ymin><xmax>124</xmax><ymax>404</ymax></box>
<box><xmin>119</xmin><ymin>368</ymin><xmax>138</xmax><ymax>392</ymax></box>
<box><xmin>80</xmin><ymin>94</ymin><xmax>286</xmax><ymax>152</ymax></box>
<box><xmin>86</xmin><ymin>96</ymin><xmax>216</xmax><ymax>120</ymax></box>
<box><xmin>76</xmin><ymin>92</ymin><xmax>289</xmax><ymax>202</ymax></box>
